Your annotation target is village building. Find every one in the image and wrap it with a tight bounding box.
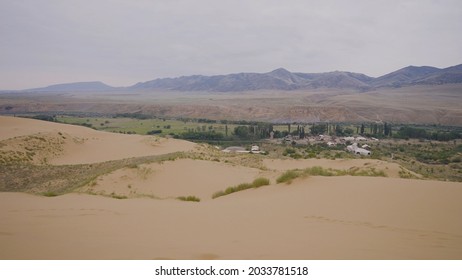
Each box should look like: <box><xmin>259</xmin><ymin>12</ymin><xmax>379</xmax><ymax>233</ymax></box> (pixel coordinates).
<box><xmin>347</xmin><ymin>143</ymin><xmax>371</xmax><ymax>156</ymax></box>
<box><xmin>222</xmin><ymin>145</ymin><xmax>264</xmax><ymax>154</ymax></box>
<box><xmin>222</xmin><ymin>146</ymin><xmax>248</xmax><ymax>153</ymax></box>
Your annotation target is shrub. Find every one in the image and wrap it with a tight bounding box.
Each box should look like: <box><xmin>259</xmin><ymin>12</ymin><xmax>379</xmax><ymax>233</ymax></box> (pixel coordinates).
<box><xmin>252</xmin><ymin>177</ymin><xmax>270</xmax><ymax>188</ymax></box>
<box><xmin>212</xmin><ymin>191</ymin><xmax>225</xmax><ymax>199</ymax></box>
<box><xmin>276</xmin><ymin>166</ymin><xmax>387</xmax><ymax>184</ymax></box>
<box><xmin>42</xmin><ymin>191</ymin><xmax>59</xmax><ymax>197</ymax></box>
<box><xmin>305</xmin><ymin>166</ymin><xmax>335</xmax><ymax>176</ymax></box>
<box><xmin>283</xmin><ymin>147</ymin><xmax>296</xmax><ymax>156</ymax></box>
<box><xmin>147</xmin><ymin>130</ymin><xmax>163</xmax><ymax>135</ymax></box>
<box><xmin>276</xmin><ymin>170</ymin><xmax>302</xmax><ymax>184</ymax></box>
<box><xmin>224</xmin><ymin>183</ymin><xmax>252</xmax><ymax>195</ymax></box>
<box><xmin>177</xmin><ymin>196</ymin><xmax>201</xmax><ymax>202</ymax></box>
<box><xmin>212</xmin><ymin>177</ymin><xmax>271</xmax><ymax>199</ymax></box>
<box><xmin>290</xmin><ymin>153</ymin><xmax>303</xmax><ymax>159</ymax></box>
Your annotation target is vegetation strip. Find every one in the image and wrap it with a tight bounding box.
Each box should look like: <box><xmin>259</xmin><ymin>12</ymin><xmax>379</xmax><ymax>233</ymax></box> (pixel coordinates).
<box><xmin>276</xmin><ymin>166</ymin><xmax>387</xmax><ymax>184</ymax></box>
<box><xmin>177</xmin><ymin>196</ymin><xmax>201</xmax><ymax>202</ymax></box>
<box><xmin>212</xmin><ymin>177</ymin><xmax>270</xmax><ymax>199</ymax></box>
<box><xmin>0</xmin><ymin>152</ymin><xmax>187</xmax><ymax>196</ymax></box>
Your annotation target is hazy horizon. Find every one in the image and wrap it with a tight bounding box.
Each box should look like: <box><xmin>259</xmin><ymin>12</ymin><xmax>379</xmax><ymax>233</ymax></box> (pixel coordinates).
<box><xmin>2</xmin><ymin>63</ymin><xmax>460</xmax><ymax>91</ymax></box>
<box><xmin>1</xmin><ymin>0</ymin><xmax>462</xmax><ymax>90</ymax></box>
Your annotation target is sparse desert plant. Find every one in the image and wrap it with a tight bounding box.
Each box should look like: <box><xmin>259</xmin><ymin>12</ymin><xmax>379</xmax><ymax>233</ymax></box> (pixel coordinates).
<box><xmin>212</xmin><ymin>177</ymin><xmax>271</xmax><ymax>198</ymax></box>
<box><xmin>276</xmin><ymin>170</ymin><xmax>303</xmax><ymax>184</ymax></box>
<box><xmin>212</xmin><ymin>190</ymin><xmax>225</xmax><ymax>199</ymax></box>
<box><xmin>276</xmin><ymin>166</ymin><xmax>387</xmax><ymax>185</ymax></box>
<box><xmin>346</xmin><ymin>167</ymin><xmax>387</xmax><ymax>177</ymax></box>
<box><xmin>304</xmin><ymin>166</ymin><xmax>335</xmax><ymax>176</ymax></box>
<box><xmin>252</xmin><ymin>177</ymin><xmax>270</xmax><ymax>188</ymax></box>
<box><xmin>177</xmin><ymin>195</ymin><xmax>201</xmax><ymax>202</ymax></box>
<box><xmin>111</xmin><ymin>194</ymin><xmax>128</xmax><ymax>199</ymax></box>
<box><xmin>42</xmin><ymin>191</ymin><xmax>59</xmax><ymax>197</ymax></box>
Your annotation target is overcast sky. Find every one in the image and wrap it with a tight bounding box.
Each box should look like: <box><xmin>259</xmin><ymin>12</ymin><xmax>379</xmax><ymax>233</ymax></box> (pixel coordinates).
<box><xmin>1</xmin><ymin>0</ymin><xmax>462</xmax><ymax>89</ymax></box>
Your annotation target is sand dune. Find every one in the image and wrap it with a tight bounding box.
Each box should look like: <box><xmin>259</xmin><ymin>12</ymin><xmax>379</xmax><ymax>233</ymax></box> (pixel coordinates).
<box><xmin>1</xmin><ymin>115</ymin><xmax>90</xmax><ymax>140</ymax></box>
<box><xmin>0</xmin><ymin>116</ymin><xmax>196</xmax><ymax>164</ymax></box>
<box><xmin>264</xmin><ymin>158</ymin><xmax>407</xmax><ymax>178</ymax></box>
<box><xmin>50</xmin><ymin>132</ymin><xmax>195</xmax><ymax>165</ymax></box>
<box><xmin>1</xmin><ymin>116</ymin><xmax>461</xmax><ymax>259</ymax></box>
<box><xmin>1</xmin><ymin>176</ymin><xmax>461</xmax><ymax>259</ymax></box>
<box><xmin>80</xmin><ymin>159</ymin><xmax>266</xmax><ymax>200</ymax></box>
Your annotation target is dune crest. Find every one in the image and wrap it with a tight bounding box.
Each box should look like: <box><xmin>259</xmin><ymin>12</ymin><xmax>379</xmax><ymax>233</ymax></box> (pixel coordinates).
<box><xmin>0</xmin><ymin>116</ymin><xmax>196</xmax><ymax>165</ymax></box>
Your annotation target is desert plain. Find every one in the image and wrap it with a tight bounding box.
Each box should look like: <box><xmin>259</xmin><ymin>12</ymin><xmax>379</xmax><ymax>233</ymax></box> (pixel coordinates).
<box><xmin>1</xmin><ymin>116</ymin><xmax>461</xmax><ymax>259</ymax></box>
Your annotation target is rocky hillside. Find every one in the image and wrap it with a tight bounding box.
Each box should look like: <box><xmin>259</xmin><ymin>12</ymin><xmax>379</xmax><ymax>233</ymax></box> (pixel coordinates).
<box><xmin>13</xmin><ymin>64</ymin><xmax>462</xmax><ymax>93</ymax></box>
<box><xmin>130</xmin><ymin>64</ymin><xmax>462</xmax><ymax>92</ymax></box>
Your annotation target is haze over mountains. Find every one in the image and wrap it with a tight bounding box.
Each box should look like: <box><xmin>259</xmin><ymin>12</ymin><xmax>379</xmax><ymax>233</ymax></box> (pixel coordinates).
<box><xmin>17</xmin><ymin>64</ymin><xmax>462</xmax><ymax>93</ymax></box>
<box><xmin>28</xmin><ymin>81</ymin><xmax>115</xmax><ymax>92</ymax></box>
<box><xmin>2</xmin><ymin>63</ymin><xmax>461</xmax><ymax>125</ymax></box>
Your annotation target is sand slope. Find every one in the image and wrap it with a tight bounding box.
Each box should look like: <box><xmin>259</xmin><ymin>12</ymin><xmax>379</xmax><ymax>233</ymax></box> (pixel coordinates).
<box><xmin>0</xmin><ymin>116</ymin><xmax>196</xmax><ymax>164</ymax></box>
<box><xmin>1</xmin><ymin>176</ymin><xmax>461</xmax><ymax>259</ymax></box>
<box><xmin>264</xmin><ymin>158</ymin><xmax>408</xmax><ymax>178</ymax></box>
<box><xmin>80</xmin><ymin>159</ymin><xmax>265</xmax><ymax>200</ymax></box>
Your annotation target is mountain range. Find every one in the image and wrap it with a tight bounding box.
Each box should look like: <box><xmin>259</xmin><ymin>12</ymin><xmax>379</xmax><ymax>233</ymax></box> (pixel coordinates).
<box><xmin>21</xmin><ymin>64</ymin><xmax>462</xmax><ymax>92</ymax></box>
<box><xmin>26</xmin><ymin>81</ymin><xmax>115</xmax><ymax>92</ymax></box>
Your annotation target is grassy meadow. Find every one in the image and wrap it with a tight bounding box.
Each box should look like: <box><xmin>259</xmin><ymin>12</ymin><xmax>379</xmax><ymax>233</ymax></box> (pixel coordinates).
<box><xmin>56</xmin><ymin>116</ymin><xmax>239</xmax><ymax>137</ymax></box>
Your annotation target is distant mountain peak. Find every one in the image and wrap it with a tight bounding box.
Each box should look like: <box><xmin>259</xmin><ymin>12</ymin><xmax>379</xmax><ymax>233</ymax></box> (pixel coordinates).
<box><xmin>13</xmin><ymin>63</ymin><xmax>462</xmax><ymax>93</ymax></box>
<box><xmin>269</xmin><ymin>67</ymin><xmax>291</xmax><ymax>74</ymax></box>
<box><xmin>28</xmin><ymin>81</ymin><xmax>114</xmax><ymax>92</ymax></box>
<box><xmin>371</xmin><ymin>65</ymin><xmax>444</xmax><ymax>87</ymax></box>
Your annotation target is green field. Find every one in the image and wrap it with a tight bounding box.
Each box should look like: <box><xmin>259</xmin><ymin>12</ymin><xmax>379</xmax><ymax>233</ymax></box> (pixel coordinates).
<box><xmin>56</xmin><ymin>116</ymin><xmax>239</xmax><ymax>137</ymax></box>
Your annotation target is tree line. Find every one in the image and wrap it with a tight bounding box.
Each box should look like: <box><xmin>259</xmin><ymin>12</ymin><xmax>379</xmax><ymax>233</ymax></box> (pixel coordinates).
<box><xmin>25</xmin><ymin>114</ymin><xmax>461</xmax><ymax>142</ymax></box>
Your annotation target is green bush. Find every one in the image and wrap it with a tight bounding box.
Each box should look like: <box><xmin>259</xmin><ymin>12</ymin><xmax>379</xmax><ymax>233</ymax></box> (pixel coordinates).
<box><xmin>305</xmin><ymin>166</ymin><xmax>335</xmax><ymax>176</ymax></box>
<box><xmin>42</xmin><ymin>191</ymin><xmax>59</xmax><ymax>197</ymax></box>
<box><xmin>177</xmin><ymin>196</ymin><xmax>201</xmax><ymax>202</ymax></box>
<box><xmin>276</xmin><ymin>170</ymin><xmax>303</xmax><ymax>184</ymax></box>
<box><xmin>212</xmin><ymin>191</ymin><xmax>225</xmax><ymax>199</ymax></box>
<box><xmin>276</xmin><ymin>166</ymin><xmax>388</xmax><ymax>185</ymax></box>
<box><xmin>212</xmin><ymin>177</ymin><xmax>270</xmax><ymax>199</ymax></box>
<box><xmin>252</xmin><ymin>177</ymin><xmax>270</xmax><ymax>188</ymax></box>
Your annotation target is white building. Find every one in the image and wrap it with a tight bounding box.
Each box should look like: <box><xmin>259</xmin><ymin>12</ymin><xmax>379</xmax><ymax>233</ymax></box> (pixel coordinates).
<box><xmin>347</xmin><ymin>143</ymin><xmax>371</xmax><ymax>156</ymax></box>
<box><xmin>222</xmin><ymin>146</ymin><xmax>248</xmax><ymax>153</ymax></box>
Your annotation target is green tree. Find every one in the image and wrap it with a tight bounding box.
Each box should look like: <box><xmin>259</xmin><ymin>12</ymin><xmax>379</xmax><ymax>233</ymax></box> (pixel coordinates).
<box><xmin>344</xmin><ymin>128</ymin><xmax>354</xmax><ymax>136</ymax></box>
<box><xmin>310</xmin><ymin>124</ymin><xmax>327</xmax><ymax>135</ymax></box>
<box><xmin>233</xmin><ymin>126</ymin><xmax>250</xmax><ymax>139</ymax></box>
<box><xmin>299</xmin><ymin>126</ymin><xmax>306</xmax><ymax>139</ymax></box>
<box><xmin>335</xmin><ymin>125</ymin><xmax>344</xmax><ymax>136</ymax></box>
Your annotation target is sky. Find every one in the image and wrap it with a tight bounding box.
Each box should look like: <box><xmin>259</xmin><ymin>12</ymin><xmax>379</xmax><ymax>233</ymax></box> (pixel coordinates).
<box><xmin>1</xmin><ymin>0</ymin><xmax>462</xmax><ymax>90</ymax></box>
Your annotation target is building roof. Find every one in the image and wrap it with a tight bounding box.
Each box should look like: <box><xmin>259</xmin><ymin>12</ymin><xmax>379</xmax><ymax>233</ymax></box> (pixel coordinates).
<box><xmin>222</xmin><ymin>146</ymin><xmax>248</xmax><ymax>153</ymax></box>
